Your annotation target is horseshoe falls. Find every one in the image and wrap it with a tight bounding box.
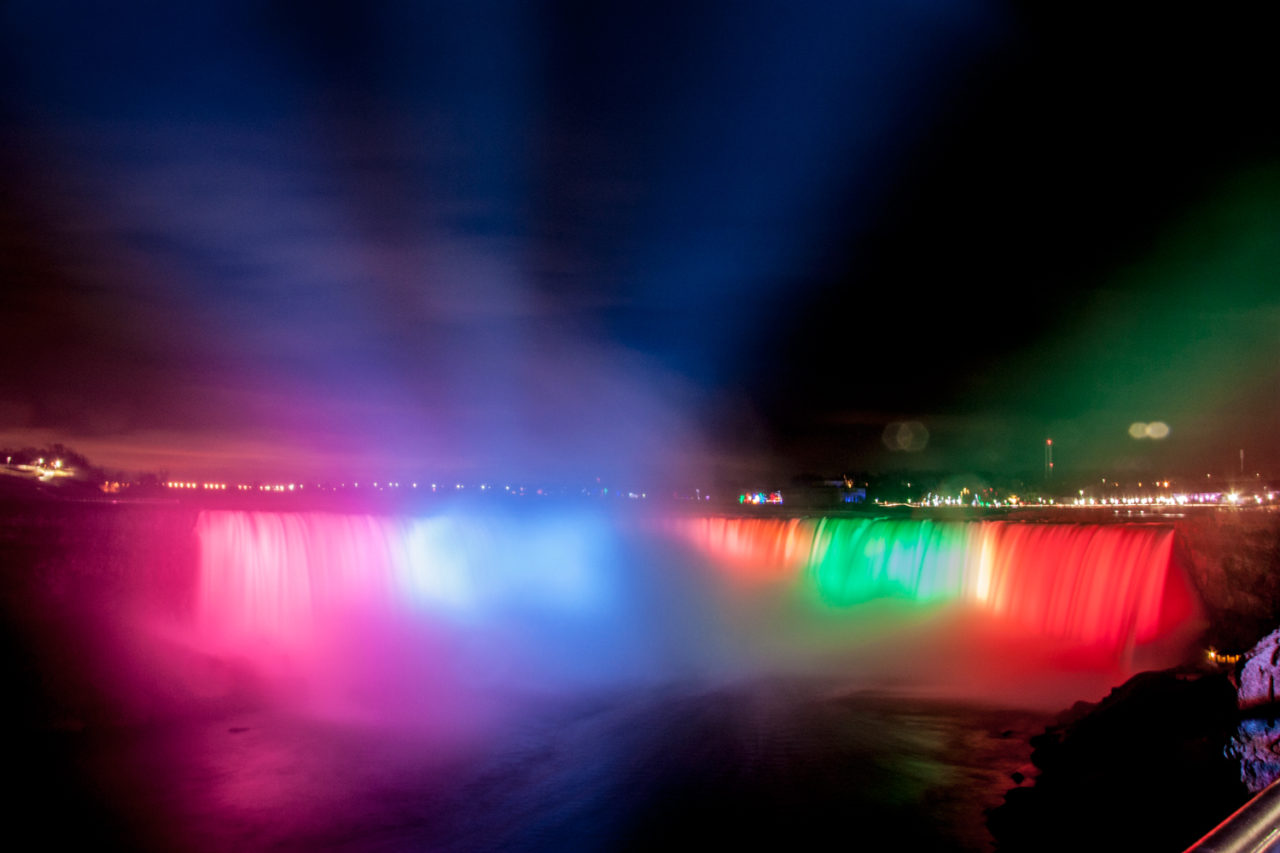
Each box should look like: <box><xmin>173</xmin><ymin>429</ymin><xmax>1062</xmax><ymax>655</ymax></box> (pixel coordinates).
<box><xmin>189</xmin><ymin>510</ymin><xmax>1201</xmax><ymax>724</ymax></box>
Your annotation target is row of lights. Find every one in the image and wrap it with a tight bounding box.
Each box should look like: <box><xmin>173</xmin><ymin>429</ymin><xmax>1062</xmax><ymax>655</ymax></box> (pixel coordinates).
<box><xmin>1071</xmin><ymin>492</ymin><xmax>1275</xmax><ymax>506</ymax></box>
<box><xmin>167</xmin><ymin>482</ymin><xmax>295</xmax><ymax>491</ymax></box>
<box><xmin>161</xmin><ymin>481</ymin><xmax>591</xmax><ymax>497</ymax></box>
<box><xmin>909</xmin><ymin>499</ymin><xmax>1022</xmax><ymax>508</ymax></box>
<box><xmin>916</xmin><ymin>495</ymin><xmax>1056</xmax><ymax>507</ymax></box>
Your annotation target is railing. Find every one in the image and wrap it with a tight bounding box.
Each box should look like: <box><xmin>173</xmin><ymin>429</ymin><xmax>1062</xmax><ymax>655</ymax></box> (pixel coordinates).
<box><xmin>1186</xmin><ymin>780</ymin><xmax>1280</xmax><ymax>853</ymax></box>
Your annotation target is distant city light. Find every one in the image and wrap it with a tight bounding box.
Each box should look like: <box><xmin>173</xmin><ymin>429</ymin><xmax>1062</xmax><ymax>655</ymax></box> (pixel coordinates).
<box><xmin>738</xmin><ymin>491</ymin><xmax>783</xmax><ymax>506</ymax></box>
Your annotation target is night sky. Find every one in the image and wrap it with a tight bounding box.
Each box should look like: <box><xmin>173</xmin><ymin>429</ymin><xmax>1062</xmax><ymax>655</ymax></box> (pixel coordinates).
<box><xmin>2</xmin><ymin>2</ymin><xmax>1277</xmax><ymax>485</ymax></box>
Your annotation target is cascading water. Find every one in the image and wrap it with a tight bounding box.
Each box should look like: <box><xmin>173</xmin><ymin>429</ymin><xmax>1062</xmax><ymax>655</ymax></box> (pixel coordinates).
<box><xmin>194</xmin><ymin>509</ymin><xmax>733</xmax><ymax>726</ymax></box>
<box><xmin>670</xmin><ymin>515</ymin><xmax>1198</xmax><ymax>655</ymax></box>
<box><xmin>192</xmin><ymin>510</ymin><xmax>1202</xmax><ymax>723</ymax></box>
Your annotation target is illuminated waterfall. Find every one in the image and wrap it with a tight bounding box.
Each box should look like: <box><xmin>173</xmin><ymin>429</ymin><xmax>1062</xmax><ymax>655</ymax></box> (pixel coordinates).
<box><xmin>193</xmin><ymin>510</ymin><xmax>719</xmax><ymax>712</ymax></box>
<box><xmin>670</xmin><ymin>516</ymin><xmax>1197</xmax><ymax>653</ymax></box>
<box><xmin>196</xmin><ymin>510</ymin><xmax>627</xmax><ymax>649</ymax></box>
<box><xmin>192</xmin><ymin>511</ymin><xmax>1200</xmax><ymax>720</ymax></box>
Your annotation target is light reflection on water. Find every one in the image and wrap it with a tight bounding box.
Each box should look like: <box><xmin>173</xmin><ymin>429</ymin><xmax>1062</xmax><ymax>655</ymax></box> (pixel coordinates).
<box><xmin>3</xmin><ymin>505</ymin><xmax>1202</xmax><ymax>851</ymax></box>
<box><xmin>71</xmin><ymin>680</ymin><xmax>1052</xmax><ymax>852</ymax></box>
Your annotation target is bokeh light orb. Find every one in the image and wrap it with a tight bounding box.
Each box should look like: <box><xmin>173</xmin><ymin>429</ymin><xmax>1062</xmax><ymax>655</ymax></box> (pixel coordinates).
<box><xmin>1129</xmin><ymin>421</ymin><xmax>1170</xmax><ymax>439</ymax></box>
<box><xmin>882</xmin><ymin>421</ymin><xmax>929</xmax><ymax>452</ymax></box>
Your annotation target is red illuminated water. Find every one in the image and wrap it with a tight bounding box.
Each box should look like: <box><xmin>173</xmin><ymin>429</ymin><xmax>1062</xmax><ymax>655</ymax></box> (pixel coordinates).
<box><xmin>2</xmin><ymin>504</ymin><xmax>1212</xmax><ymax>852</ymax></box>
<box><xmin>186</xmin><ymin>511</ymin><xmax>1203</xmax><ymax>722</ymax></box>
<box><xmin>668</xmin><ymin>515</ymin><xmax>1198</xmax><ymax>658</ymax></box>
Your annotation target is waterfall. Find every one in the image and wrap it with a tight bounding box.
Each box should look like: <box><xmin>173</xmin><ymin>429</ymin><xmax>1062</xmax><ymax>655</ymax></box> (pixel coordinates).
<box><xmin>668</xmin><ymin>515</ymin><xmax>1198</xmax><ymax>653</ymax></box>
<box><xmin>192</xmin><ymin>510</ymin><xmax>1201</xmax><ymax>719</ymax></box>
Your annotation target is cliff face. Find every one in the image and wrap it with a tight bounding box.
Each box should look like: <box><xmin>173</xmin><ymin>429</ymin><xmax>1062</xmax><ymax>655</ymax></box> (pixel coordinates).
<box><xmin>0</xmin><ymin>499</ymin><xmax>204</xmax><ymax>729</ymax></box>
<box><xmin>0</xmin><ymin>499</ymin><xmax>199</xmax><ymax>613</ymax></box>
<box><xmin>1172</xmin><ymin>510</ymin><xmax>1280</xmax><ymax>653</ymax></box>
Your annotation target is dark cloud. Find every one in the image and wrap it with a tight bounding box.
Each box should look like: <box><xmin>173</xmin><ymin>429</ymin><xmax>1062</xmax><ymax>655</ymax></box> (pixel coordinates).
<box><xmin>1</xmin><ymin>2</ymin><xmax>1277</xmax><ymax>483</ymax></box>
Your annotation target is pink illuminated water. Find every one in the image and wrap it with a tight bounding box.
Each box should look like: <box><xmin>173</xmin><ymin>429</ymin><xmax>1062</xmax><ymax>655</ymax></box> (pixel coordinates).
<box><xmin>5</xmin><ymin>506</ymin><xmax>1211</xmax><ymax>852</ymax></box>
<box><xmin>191</xmin><ymin>510</ymin><xmax>1200</xmax><ymax>722</ymax></box>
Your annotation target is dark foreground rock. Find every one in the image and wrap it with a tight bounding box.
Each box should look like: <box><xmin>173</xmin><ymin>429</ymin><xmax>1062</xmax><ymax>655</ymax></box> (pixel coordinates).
<box><xmin>987</xmin><ymin>668</ymin><xmax>1248</xmax><ymax>852</ymax></box>
<box><xmin>1227</xmin><ymin>718</ymin><xmax>1280</xmax><ymax>794</ymax></box>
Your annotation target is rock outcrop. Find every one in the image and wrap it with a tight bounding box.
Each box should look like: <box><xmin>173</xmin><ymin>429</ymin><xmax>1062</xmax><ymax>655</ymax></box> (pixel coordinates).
<box><xmin>1236</xmin><ymin>627</ymin><xmax>1280</xmax><ymax>710</ymax></box>
<box><xmin>987</xmin><ymin>668</ymin><xmax>1247</xmax><ymax>852</ymax></box>
<box><xmin>1226</xmin><ymin>626</ymin><xmax>1280</xmax><ymax>793</ymax></box>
